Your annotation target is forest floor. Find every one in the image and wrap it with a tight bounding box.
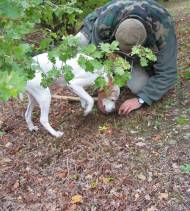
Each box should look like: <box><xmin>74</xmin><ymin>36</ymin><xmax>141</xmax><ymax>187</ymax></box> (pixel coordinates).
<box><xmin>0</xmin><ymin>1</ymin><xmax>190</xmax><ymax>210</ymax></box>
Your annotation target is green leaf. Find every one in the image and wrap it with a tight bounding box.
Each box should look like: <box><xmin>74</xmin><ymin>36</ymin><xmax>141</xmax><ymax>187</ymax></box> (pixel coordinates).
<box><xmin>131</xmin><ymin>45</ymin><xmax>157</xmax><ymax>67</ymax></box>
<box><xmin>0</xmin><ymin>0</ymin><xmax>23</xmax><ymax>18</ymax></box>
<box><xmin>85</xmin><ymin>60</ymin><xmax>95</xmax><ymax>72</ymax></box>
<box><xmin>64</xmin><ymin>65</ymin><xmax>74</xmax><ymax>82</ymax></box>
<box><xmin>40</xmin><ymin>38</ymin><xmax>52</xmax><ymax>50</ymax></box>
<box><xmin>0</xmin><ymin>71</ymin><xmax>26</xmax><ymax>102</ymax></box>
<box><xmin>113</xmin><ymin>73</ymin><xmax>129</xmax><ymax>87</ymax></box>
<box><xmin>104</xmin><ymin>60</ymin><xmax>113</xmax><ymax>73</ymax></box>
<box><xmin>91</xmin><ymin>60</ymin><xmax>102</xmax><ymax>70</ymax></box>
<box><xmin>115</xmin><ymin>67</ymin><xmax>125</xmax><ymax>76</ymax></box>
<box><xmin>78</xmin><ymin>55</ymin><xmax>87</xmax><ymax>69</ymax></box>
<box><xmin>100</xmin><ymin>43</ymin><xmax>112</xmax><ymax>54</ymax></box>
<box><xmin>110</xmin><ymin>41</ymin><xmax>119</xmax><ymax>51</ymax></box>
<box><xmin>95</xmin><ymin>76</ymin><xmax>106</xmax><ymax>89</ymax></box>
<box><xmin>82</xmin><ymin>44</ymin><xmax>97</xmax><ymax>55</ymax></box>
<box><xmin>140</xmin><ymin>57</ymin><xmax>148</xmax><ymax>67</ymax></box>
<box><xmin>183</xmin><ymin>69</ymin><xmax>190</xmax><ymax>80</ymax></box>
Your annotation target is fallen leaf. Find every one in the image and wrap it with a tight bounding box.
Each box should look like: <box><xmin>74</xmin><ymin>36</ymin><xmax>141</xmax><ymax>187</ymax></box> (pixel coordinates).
<box><xmin>145</xmin><ymin>194</ymin><xmax>151</xmax><ymax>201</ymax></box>
<box><xmin>102</xmin><ymin>176</ymin><xmax>114</xmax><ymax>184</ymax></box>
<box><xmin>13</xmin><ymin>180</ymin><xmax>20</xmax><ymax>190</ymax></box>
<box><xmin>102</xmin><ymin>177</ymin><xmax>109</xmax><ymax>184</ymax></box>
<box><xmin>56</xmin><ymin>171</ymin><xmax>68</xmax><ymax>179</ymax></box>
<box><xmin>1</xmin><ymin>158</ymin><xmax>12</xmax><ymax>164</ymax></box>
<box><xmin>134</xmin><ymin>193</ymin><xmax>140</xmax><ymax>201</ymax></box>
<box><xmin>152</xmin><ymin>135</ymin><xmax>161</xmax><ymax>141</ymax></box>
<box><xmin>5</xmin><ymin>142</ymin><xmax>13</xmax><ymax>148</ymax></box>
<box><xmin>71</xmin><ymin>194</ymin><xmax>83</xmax><ymax>204</ymax></box>
<box><xmin>158</xmin><ymin>192</ymin><xmax>169</xmax><ymax>201</ymax></box>
<box><xmin>137</xmin><ymin>173</ymin><xmax>146</xmax><ymax>181</ymax></box>
<box><xmin>68</xmin><ymin>182</ymin><xmax>75</xmax><ymax>189</ymax></box>
<box><xmin>135</xmin><ymin>142</ymin><xmax>146</xmax><ymax>147</ymax></box>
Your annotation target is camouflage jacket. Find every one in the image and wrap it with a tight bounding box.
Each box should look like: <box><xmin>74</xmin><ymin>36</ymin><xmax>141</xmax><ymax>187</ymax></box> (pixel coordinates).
<box><xmin>80</xmin><ymin>0</ymin><xmax>177</xmax><ymax>105</ymax></box>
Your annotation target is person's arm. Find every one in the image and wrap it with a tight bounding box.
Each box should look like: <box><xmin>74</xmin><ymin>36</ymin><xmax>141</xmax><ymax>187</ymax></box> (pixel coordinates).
<box><xmin>137</xmin><ymin>32</ymin><xmax>177</xmax><ymax>105</ymax></box>
<box><xmin>119</xmin><ymin>31</ymin><xmax>177</xmax><ymax>115</ymax></box>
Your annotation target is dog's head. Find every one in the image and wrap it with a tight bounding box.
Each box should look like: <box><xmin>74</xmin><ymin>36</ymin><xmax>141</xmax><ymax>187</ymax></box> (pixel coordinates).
<box><xmin>97</xmin><ymin>79</ymin><xmax>120</xmax><ymax>114</ymax></box>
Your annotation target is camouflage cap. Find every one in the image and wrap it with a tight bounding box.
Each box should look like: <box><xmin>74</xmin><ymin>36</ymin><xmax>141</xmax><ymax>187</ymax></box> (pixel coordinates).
<box><xmin>115</xmin><ymin>18</ymin><xmax>147</xmax><ymax>52</ymax></box>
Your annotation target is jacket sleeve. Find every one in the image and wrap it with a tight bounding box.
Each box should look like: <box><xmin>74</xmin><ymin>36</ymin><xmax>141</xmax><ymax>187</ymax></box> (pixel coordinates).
<box><xmin>137</xmin><ymin>32</ymin><xmax>177</xmax><ymax>105</ymax></box>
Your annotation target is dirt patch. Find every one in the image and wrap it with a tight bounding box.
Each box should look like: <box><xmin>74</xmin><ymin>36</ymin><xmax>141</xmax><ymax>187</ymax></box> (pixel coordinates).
<box><xmin>0</xmin><ymin>1</ymin><xmax>190</xmax><ymax>210</ymax></box>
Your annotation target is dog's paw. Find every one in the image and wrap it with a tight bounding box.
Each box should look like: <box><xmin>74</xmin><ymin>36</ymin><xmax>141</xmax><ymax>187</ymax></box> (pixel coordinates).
<box><xmin>80</xmin><ymin>99</ymin><xmax>87</xmax><ymax>109</ymax></box>
<box><xmin>54</xmin><ymin>131</ymin><xmax>64</xmax><ymax>138</ymax></box>
<box><xmin>83</xmin><ymin>109</ymin><xmax>91</xmax><ymax>116</ymax></box>
<box><xmin>29</xmin><ymin>125</ymin><xmax>39</xmax><ymax>132</ymax></box>
<box><xmin>83</xmin><ymin>101</ymin><xmax>94</xmax><ymax>116</ymax></box>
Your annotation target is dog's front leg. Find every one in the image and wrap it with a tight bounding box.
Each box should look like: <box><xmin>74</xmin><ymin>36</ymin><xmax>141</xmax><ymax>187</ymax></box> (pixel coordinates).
<box><xmin>80</xmin><ymin>98</ymin><xmax>87</xmax><ymax>109</ymax></box>
<box><xmin>69</xmin><ymin>84</ymin><xmax>94</xmax><ymax>116</ymax></box>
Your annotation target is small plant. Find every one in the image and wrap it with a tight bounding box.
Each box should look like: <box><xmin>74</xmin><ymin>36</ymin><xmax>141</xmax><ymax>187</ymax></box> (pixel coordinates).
<box><xmin>181</xmin><ymin>164</ymin><xmax>190</xmax><ymax>173</ymax></box>
<box><xmin>176</xmin><ymin>115</ymin><xmax>189</xmax><ymax>125</ymax></box>
<box><xmin>41</xmin><ymin>0</ymin><xmax>83</xmax><ymax>36</ymax></box>
<box><xmin>178</xmin><ymin>64</ymin><xmax>190</xmax><ymax>81</ymax></box>
<box><xmin>99</xmin><ymin>124</ymin><xmax>110</xmax><ymax>132</ymax></box>
<box><xmin>0</xmin><ymin>131</ymin><xmax>5</xmax><ymax>136</ymax></box>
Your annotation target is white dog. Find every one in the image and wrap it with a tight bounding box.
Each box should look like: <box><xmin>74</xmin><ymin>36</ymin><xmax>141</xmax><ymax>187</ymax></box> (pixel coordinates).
<box><xmin>25</xmin><ymin>53</ymin><xmax>120</xmax><ymax>137</ymax></box>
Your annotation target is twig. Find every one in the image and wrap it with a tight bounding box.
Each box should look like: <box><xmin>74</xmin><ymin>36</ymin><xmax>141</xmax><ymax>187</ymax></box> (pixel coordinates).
<box><xmin>52</xmin><ymin>94</ymin><xmax>98</xmax><ymax>101</ymax></box>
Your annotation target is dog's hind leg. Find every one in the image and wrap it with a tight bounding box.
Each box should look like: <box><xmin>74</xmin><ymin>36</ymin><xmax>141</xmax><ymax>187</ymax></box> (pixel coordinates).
<box><xmin>35</xmin><ymin>88</ymin><xmax>64</xmax><ymax>138</ymax></box>
<box><xmin>25</xmin><ymin>94</ymin><xmax>39</xmax><ymax>132</ymax></box>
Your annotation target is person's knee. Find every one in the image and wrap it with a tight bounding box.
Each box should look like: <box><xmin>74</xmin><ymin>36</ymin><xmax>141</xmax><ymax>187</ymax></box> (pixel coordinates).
<box><xmin>75</xmin><ymin>32</ymin><xmax>89</xmax><ymax>46</ymax></box>
<box><xmin>127</xmin><ymin>67</ymin><xmax>150</xmax><ymax>94</ymax></box>
<box><xmin>127</xmin><ymin>82</ymin><xmax>142</xmax><ymax>94</ymax></box>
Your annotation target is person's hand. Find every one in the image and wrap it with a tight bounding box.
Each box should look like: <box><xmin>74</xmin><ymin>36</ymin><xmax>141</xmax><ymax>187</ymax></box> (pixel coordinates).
<box><xmin>118</xmin><ymin>98</ymin><xmax>142</xmax><ymax>115</ymax></box>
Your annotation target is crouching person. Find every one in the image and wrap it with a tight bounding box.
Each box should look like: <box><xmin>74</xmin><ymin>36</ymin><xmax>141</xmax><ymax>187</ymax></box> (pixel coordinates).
<box><xmin>76</xmin><ymin>0</ymin><xmax>177</xmax><ymax>115</ymax></box>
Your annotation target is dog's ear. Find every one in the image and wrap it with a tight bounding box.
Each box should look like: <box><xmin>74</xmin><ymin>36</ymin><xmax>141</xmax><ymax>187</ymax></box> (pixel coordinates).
<box><xmin>97</xmin><ymin>91</ymin><xmax>108</xmax><ymax>114</ymax></box>
<box><xmin>109</xmin><ymin>85</ymin><xmax>120</xmax><ymax>101</ymax></box>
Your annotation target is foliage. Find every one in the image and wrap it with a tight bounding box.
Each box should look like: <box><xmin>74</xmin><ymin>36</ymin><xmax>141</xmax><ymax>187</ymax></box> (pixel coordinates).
<box><xmin>178</xmin><ymin>64</ymin><xmax>190</xmax><ymax>81</ymax></box>
<box><xmin>0</xmin><ymin>0</ymin><xmax>82</xmax><ymax>102</ymax></box>
<box><xmin>40</xmin><ymin>35</ymin><xmax>79</xmax><ymax>87</ymax></box>
<box><xmin>40</xmin><ymin>39</ymin><xmax>131</xmax><ymax>89</ymax></box>
<box><xmin>131</xmin><ymin>45</ymin><xmax>157</xmax><ymax>67</ymax></box>
<box><xmin>41</xmin><ymin>40</ymin><xmax>156</xmax><ymax>90</ymax></box>
<box><xmin>41</xmin><ymin>0</ymin><xmax>83</xmax><ymax>36</ymax></box>
<box><xmin>40</xmin><ymin>0</ymin><xmax>109</xmax><ymax>36</ymax></box>
<box><xmin>0</xmin><ymin>0</ymin><xmax>42</xmax><ymax>102</ymax></box>
<box><xmin>0</xmin><ymin>71</ymin><xmax>26</xmax><ymax>101</ymax></box>
<box><xmin>79</xmin><ymin>41</ymin><xmax>132</xmax><ymax>89</ymax></box>
<box><xmin>76</xmin><ymin>0</ymin><xmax>109</xmax><ymax>18</ymax></box>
